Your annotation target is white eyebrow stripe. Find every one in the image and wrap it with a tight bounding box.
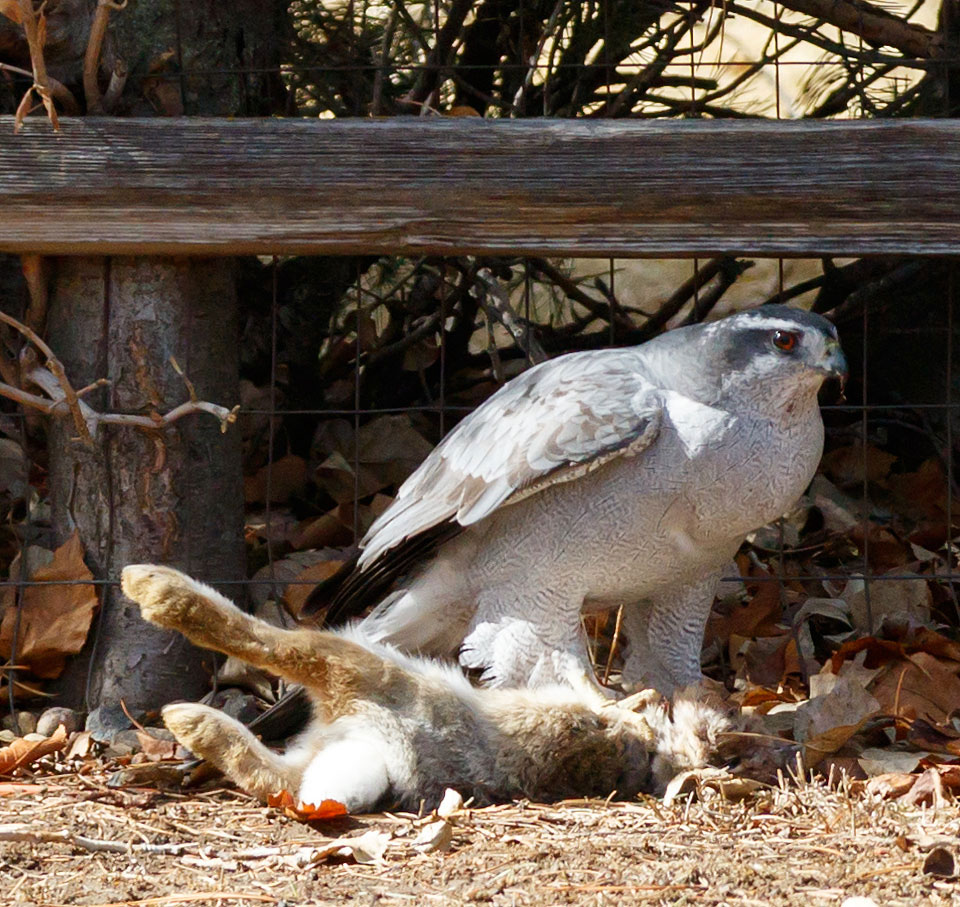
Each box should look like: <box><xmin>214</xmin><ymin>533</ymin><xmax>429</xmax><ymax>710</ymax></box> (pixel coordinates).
<box><xmin>737</xmin><ymin>317</ymin><xmax>808</xmax><ymax>332</ymax></box>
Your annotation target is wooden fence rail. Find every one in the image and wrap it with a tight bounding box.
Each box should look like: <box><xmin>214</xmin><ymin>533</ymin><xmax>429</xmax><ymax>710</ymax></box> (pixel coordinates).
<box><xmin>1</xmin><ymin>116</ymin><xmax>958</xmax><ymax>257</ymax></box>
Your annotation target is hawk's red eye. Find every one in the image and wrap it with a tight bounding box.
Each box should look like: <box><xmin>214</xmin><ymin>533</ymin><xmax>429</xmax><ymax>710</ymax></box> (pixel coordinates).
<box><xmin>772</xmin><ymin>330</ymin><xmax>798</xmax><ymax>352</ymax></box>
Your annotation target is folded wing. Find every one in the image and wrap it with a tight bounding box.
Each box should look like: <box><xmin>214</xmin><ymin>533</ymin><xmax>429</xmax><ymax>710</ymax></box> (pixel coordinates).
<box><xmin>306</xmin><ymin>350</ymin><xmax>664</xmax><ymax>627</ymax></box>
<box><xmin>363</xmin><ymin>349</ymin><xmax>661</xmax><ymax>563</ymax></box>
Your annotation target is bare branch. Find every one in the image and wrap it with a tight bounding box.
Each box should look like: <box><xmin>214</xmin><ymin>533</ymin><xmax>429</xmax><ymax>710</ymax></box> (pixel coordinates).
<box><xmin>99</xmin><ymin>399</ymin><xmax>240</xmax><ymax>433</ymax></box>
<box><xmin>101</xmin><ymin>58</ymin><xmax>128</xmax><ymax>113</ymax></box>
<box><xmin>0</xmin><ymin>378</ymin><xmax>59</xmax><ymax>415</ymax></box>
<box><xmin>169</xmin><ymin>355</ymin><xmax>198</xmax><ymax>403</ymax></box>
<box><xmin>19</xmin><ymin>254</ymin><xmax>47</xmax><ymax>333</ymax></box>
<box><xmin>636</xmin><ymin>257</ymin><xmax>735</xmax><ymax>341</ymax></box>
<box><xmin>0</xmin><ymin>823</ymin><xmax>196</xmax><ymax>856</ymax></box>
<box><xmin>599</xmin><ymin>15</ymin><xmax>700</xmax><ymax>118</ymax></box>
<box><xmin>14</xmin><ymin>0</ymin><xmax>59</xmax><ymax>132</ymax></box>
<box><xmin>473</xmin><ymin>268</ymin><xmax>547</xmax><ymax>365</ymax></box>
<box><xmin>404</xmin><ymin>0</ymin><xmax>475</xmax><ymax>107</ymax></box>
<box><xmin>0</xmin><ymin>309</ymin><xmax>237</xmax><ymax>440</ymax></box>
<box><xmin>513</xmin><ymin>0</ymin><xmax>565</xmax><ymax>114</ymax></box>
<box><xmin>0</xmin><ymin>63</ymin><xmax>79</xmax><ymax>115</ymax></box>
<box><xmin>27</xmin><ymin>366</ymin><xmax>240</xmax><ymax>436</ymax></box>
<box><xmin>775</xmin><ymin>0</ymin><xmax>941</xmax><ymax>60</ymax></box>
<box><xmin>529</xmin><ymin>259</ymin><xmax>634</xmax><ymax>330</ymax></box>
<box><xmin>0</xmin><ymin>309</ymin><xmax>94</xmax><ymax>445</ymax></box>
<box><xmin>83</xmin><ymin>0</ymin><xmax>128</xmax><ymax>114</ymax></box>
<box><xmin>25</xmin><ymin>366</ymin><xmax>107</xmax><ymax>439</ymax></box>
<box><xmin>724</xmin><ymin>2</ymin><xmax>922</xmax><ymax>68</ymax></box>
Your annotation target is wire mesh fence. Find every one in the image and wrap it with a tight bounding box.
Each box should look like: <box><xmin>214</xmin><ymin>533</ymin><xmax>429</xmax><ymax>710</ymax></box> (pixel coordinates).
<box><xmin>0</xmin><ymin>0</ymin><xmax>957</xmax><ymax>717</ymax></box>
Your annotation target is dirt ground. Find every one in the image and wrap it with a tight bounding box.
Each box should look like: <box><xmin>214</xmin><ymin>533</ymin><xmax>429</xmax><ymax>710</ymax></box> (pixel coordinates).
<box><xmin>2</xmin><ymin>766</ymin><xmax>960</xmax><ymax>907</ymax></box>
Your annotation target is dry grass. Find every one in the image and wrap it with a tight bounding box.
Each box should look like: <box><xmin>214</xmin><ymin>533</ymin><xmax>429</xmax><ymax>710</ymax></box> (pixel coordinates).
<box><xmin>2</xmin><ymin>764</ymin><xmax>960</xmax><ymax>907</ymax></box>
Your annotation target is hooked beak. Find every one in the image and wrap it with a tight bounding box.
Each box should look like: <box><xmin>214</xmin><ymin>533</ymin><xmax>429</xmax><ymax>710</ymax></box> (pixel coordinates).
<box><xmin>818</xmin><ymin>338</ymin><xmax>848</xmax><ymax>382</ymax></box>
<box><xmin>817</xmin><ymin>337</ymin><xmax>848</xmax><ymax>402</ymax></box>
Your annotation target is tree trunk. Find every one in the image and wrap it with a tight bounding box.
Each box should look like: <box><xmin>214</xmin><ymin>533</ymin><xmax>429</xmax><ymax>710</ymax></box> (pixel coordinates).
<box><xmin>48</xmin><ymin>257</ymin><xmax>244</xmax><ymax>711</ymax></box>
<box><xmin>31</xmin><ymin>0</ymin><xmax>287</xmax><ymax>713</ymax></box>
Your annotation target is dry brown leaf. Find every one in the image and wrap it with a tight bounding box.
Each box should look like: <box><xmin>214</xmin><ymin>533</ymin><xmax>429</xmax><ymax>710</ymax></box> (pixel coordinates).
<box><xmin>713</xmin><ymin>777</ymin><xmax>766</xmax><ymax>801</ymax></box>
<box><xmin>795</xmin><ymin>668</ymin><xmax>887</xmax><ymax>763</ymax></box>
<box><xmin>801</xmin><ymin>722</ymin><xmax>869</xmax><ymax>762</ymax></box>
<box><xmin>829</xmin><ymin>626</ymin><xmax>960</xmax><ymax>673</ymax></box>
<box><xmin>706</xmin><ymin>579</ymin><xmax>784</xmax><ymax>649</ymax></box>
<box><xmin>283</xmin><ymin>560</ymin><xmax>348</xmax><ymax>617</ymax></box>
<box><xmin>244</xmin><ymin>454</ymin><xmax>308</xmax><ymax>505</ymax></box>
<box><xmin>142</xmin><ymin>51</ymin><xmax>185</xmax><ymax>116</ymax></box>
<box><xmin>818</xmin><ymin>755</ymin><xmax>868</xmax><ymax>782</ymax></box>
<box><xmin>857</xmin><ymin>745</ymin><xmax>925</xmax><ymax>777</ymax></box>
<box><xmin>822</xmin><ymin>444</ymin><xmax>897</xmax><ymax>487</ymax></box>
<box><xmin>933</xmin><ymin>764</ymin><xmax>960</xmax><ymax>791</ymax></box>
<box><xmin>13</xmin><ymin>85</ymin><xmax>33</xmax><ymax>133</ymax></box>
<box><xmin>107</xmin><ymin>762</ymin><xmax>189</xmax><ymax>789</ymax></box>
<box><xmin>888</xmin><ymin>458</ymin><xmax>958</xmax><ymax>523</ymax></box>
<box><xmin>267</xmin><ymin>789</ymin><xmax>348</xmax><ymax>821</ymax></box>
<box><xmin>247</xmin><ymin>550</ymin><xmax>348</xmax><ymax>612</ymax></box>
<box><xmin>922</xmin><ymin>846</ymin><xmax>958</xmax><ymax>878</ymax></box>
<box><xmin>290</xmin><ymin>511</ymin><xmax>356</xmax><ymax>550</ymax></box>
<box><xmin>0</xmin><ymin>531</ymin><xmax>99</xmax><ymax>678</ymax></box>
<box><xmin>904</xmin><ymin>627</ymin><xmax>960</xmax><ymax>663</ymax></box>
<box><xmin>662</xmin><ymin>767</ymin><xmax>738</xmax><ymax>806</ymax></box>
<box><xmin>864</xmin><ymin>772</ymin><xmax>917</xmax><ymax>800</ymax></box>
<box><xmin>315</xmin><ymin>829</ymin><xmax>391</xmax><ymax>864</ymax></box>
<box><xmin>733</xmin><ymin>686</ymin><xmax>803</xmax><ymax>714</ymax></box>
<box><xmin>134</xmin><ymin>730</ymin><xmax>178</xmax><ymax>762</ymax></box>
<box><xmin>402</xmin><ymin>338</ymin><xmax>440</xmax><ymax>371</ymax></box>
<box><xmin>869</xmin><ymin>652</ymin><xmax>960</xmax><ymax>725</ymax></box>
<box><xmin>289</xmin><ymin>510</ymin><xmax>354</xmax><ymax>551</ymax></box>
<box><xmin>848</xmin><ymin>525</ymin><xmax>912</xmax><ymax>572</ymax></box>
<box><xmin>732</xmin><ymin>634</ymin><xmax>800</xmax><ymax>688</ymax></box>
<box><xmin>412</xmin><ymin>818</ymin><xmax>454</xmax><ymax>853</ymax></box>
<box><xmin>808</xmin><ymin>475</ymin><xmax>861</xmax><ymax>532</ymax></box>
<box><xmin>0</xmin><ymin>724</ymin><xmax>67</xmax><ymax>775</ymax></box>
<box><xmin>0</xmin><ymin>438</ymin><xmax>28</xmax><ymax>500</ymax></box>
<box><xmin>0</xmin><ymin>0</ymin><xmax>23</xmax><ymax>23</ymax></box>
<box><xmin>64</xmin><ymin>730</ymin><xmax>93</xmax><ymax>760</ymax></box>
<box><xmin>313</xmin><ymin>450</ymin><xmax>355</xmax><ymax>504</ymax></box>
<box><xmin>903</xmin><ymin>767</ymin><xmax>947</xmax><ymax>807</ymax></box>
<box><xmin>312</xmin><ymin>415</ymin><xmax>433</xmax><ymax>504</ymax></box>
<box><xmin>841</xmin><ymin>577</ymin><xmax>932</xmax><ymax>635</ymax></box>
<box><xmin>904</xmin><ymin>718</ymin><xmax>960</xmax><ymax>757</ymax></box>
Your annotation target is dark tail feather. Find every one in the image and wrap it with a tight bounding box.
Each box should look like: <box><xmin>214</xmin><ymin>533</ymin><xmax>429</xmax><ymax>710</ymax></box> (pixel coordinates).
<box><xmin>302</xmin><ymin>521</ymin><xmax>463</xmax><ymax>627</ymax></box>
<box><xmin>297</xmin><ymin>550</ymin><xmax>361</xmax><ymax>620</ymax></box>
<box><xmin>247</xmin><ymin>685</ymin><xmax>313</xmax><ymax>741</ymax></box>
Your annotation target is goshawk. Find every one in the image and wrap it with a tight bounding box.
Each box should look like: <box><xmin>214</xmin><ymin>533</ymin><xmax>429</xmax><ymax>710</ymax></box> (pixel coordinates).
<box><xmin>319</xmin><ymin>305</ymin><xmax>847</xmax><ymax>694</ymax></box>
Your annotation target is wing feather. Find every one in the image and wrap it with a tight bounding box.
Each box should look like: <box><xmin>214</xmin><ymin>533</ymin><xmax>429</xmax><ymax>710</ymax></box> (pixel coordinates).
<box><xmin>358</xmin><ymin>349</ymin><xmax>663</xmax><ymax>568</ymax></box>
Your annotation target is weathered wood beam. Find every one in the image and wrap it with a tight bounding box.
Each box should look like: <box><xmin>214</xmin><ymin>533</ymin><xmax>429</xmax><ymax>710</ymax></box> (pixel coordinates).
<box><xmin>2</xmin><ymin>116</ymin><xmax>959</xmax><ymax>258</ymax></box>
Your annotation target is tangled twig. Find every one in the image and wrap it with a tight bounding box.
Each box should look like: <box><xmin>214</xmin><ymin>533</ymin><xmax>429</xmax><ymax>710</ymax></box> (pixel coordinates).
<box><xmin>0</xmin><ymin>309</ymin><xmax>238</xmax><ymax>444</ymax></box>
<box><xmin>11</xmin><ymin>0</ymin><xmax>63</xmax><ymax>131</ymax></box>
<box><xmin>83</xmin><ymin>0</ymin><xmax>128</xmax><ymax>114</ymax></box>
<box><xmin>473</xmin><ymin>268</ymin><xmax>547</xmax><ymax>366</ymax></box>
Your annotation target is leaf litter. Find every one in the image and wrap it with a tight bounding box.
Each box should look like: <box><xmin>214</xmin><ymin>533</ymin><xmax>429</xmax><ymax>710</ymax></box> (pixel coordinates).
<box><xmin>1</xmin><ymin>414</ymin><xmax>960</xmax><ymax>900</ymax></box>
<box><xmin>2</xmin><ymin>761</ymin><xmax>960</xmax><ymax>905</ymax></box>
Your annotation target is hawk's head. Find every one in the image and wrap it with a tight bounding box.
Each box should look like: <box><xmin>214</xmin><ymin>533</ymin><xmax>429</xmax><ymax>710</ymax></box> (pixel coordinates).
<box><xmin>700</xmin><ymin>305</ymin><xmax>847</xmax><ymax>403</ymax></box>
